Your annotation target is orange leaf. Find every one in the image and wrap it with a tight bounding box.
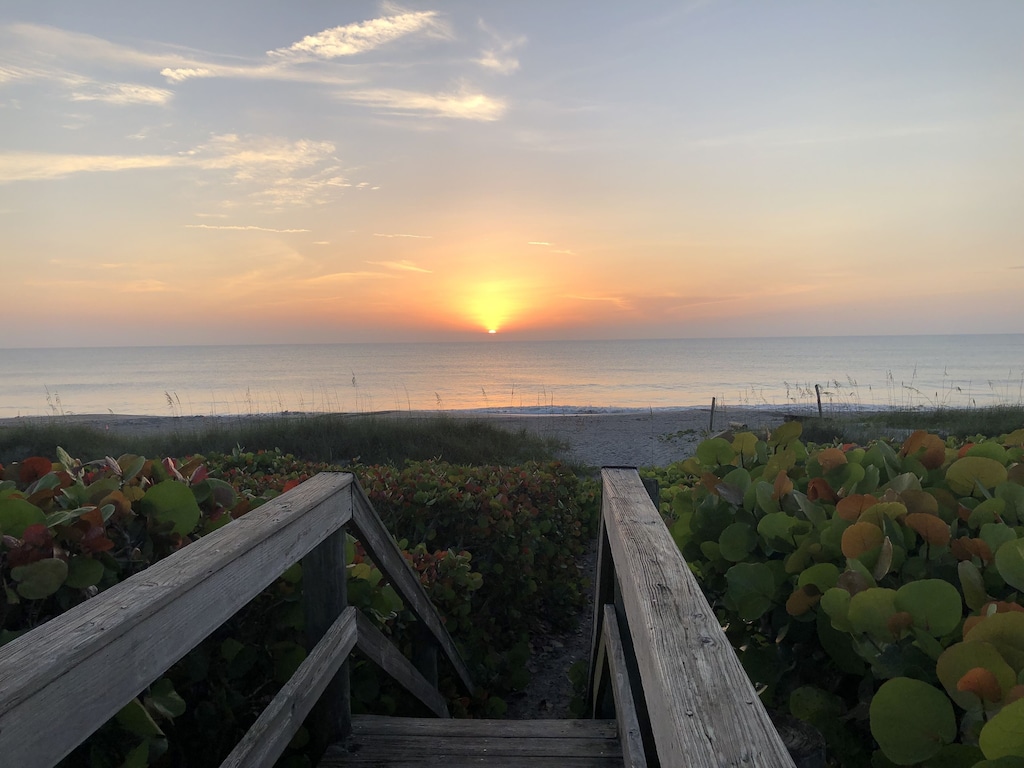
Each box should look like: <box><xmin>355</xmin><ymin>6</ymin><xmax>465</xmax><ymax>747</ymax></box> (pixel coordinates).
<box><xmin>700</xmin><ymin>472</ymin><xmax>720</xmax><ymax>495</ymax></box>
<box><xmin>807</xmin><ymin>477</ymin><xmax>837</xmax><ymax>503</ymax></box>
<box><xmin>773</xmin><ymin>471</ymin><xmax>793</xmax><ymax>501</ymax></box>
<box><xmin>958</xmin><ymin>443</ymin><xmax>975</xmax><ymax>459</ymax></box>
<box><xmin>906</xmin><ymin>513</ymin><xmax>951</xmax><ymax>547</ymax></box>
<box><xmin>786</xmin><ymin>585</ymin><xmax>821</xmax><ymax>617</ymax></box>
<box><xmin>837</xmin><ymin>494</ymin><xmax>878</xmax><ymax>521</ymax></box>
<box><xmin>841</xmin><ymin>521</ymin><xmax>884</xmax><ymax>559</ymax></box>
<box><xmin>1006</xmin><ymin>685</ymin><xmax>1024</xmax><ymax>706</ymax></box>
<box><xmin>950</xmin><ymin>536</ymin><xmax>993</xmax><ymax>564</ymax></box>
<box><xmin>900</xmin><ymin>430</ymin><xmax>947</xmax><ymax>469</ymax></box>
<box><xmin>957</xmin><ymin>667</ymin><xmax>1003</xmax><ymax>702</ymax></box>
<box><xmin>816</xmin><ymin>447</ymin><xmax>848</xmax><ymax>473</ymax></box>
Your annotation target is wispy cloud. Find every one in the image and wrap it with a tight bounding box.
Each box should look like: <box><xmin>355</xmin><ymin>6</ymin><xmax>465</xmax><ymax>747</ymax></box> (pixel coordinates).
<box><xmin>528</xmin><ymin>241</ymin><xmax>551</xmax><ymax>246</ymax></box>
<box><xmin>70</xmin><ymin>82</ymin><xmax>173</xmax><ymax>105</ymax></box>
<box><xmin>305</xmin><ymin>271</ymin><xmax>393</xmax><ymax>283</ymax></box>
<box><xmin>476</xmin><ymin>23</ymin><xmax>525</xmax><ymax>75</ymax></box>
<box><xmin>374</xmin><ymin>232</ymin><xmax>432</xmax><ymax>239</ymax></box>
<box><xmin>344</xmin><ymin>86</ymin><xmax>505</xmax><ymax>121</ymax></box>
<box><xmin>184</xmin><ymin>224</ymin><xmax>311</xmax><ymax>233</ymax></box>
<box><xmin>269</xmin><ymin>10</ymin><xmax>447</xmax><ymax>61</ymax></box>
<box><xmin>368</xmin><ymin>260</ymin><xmax>432</xmax><ymax>273</ymax></box>
<box><xmin>0</xmin><ymin>151</ymin><xmax>178</xmax><ymax>182</ymax></box>
<box><xmin>528</xmin><ymin>241</ymin><xmax>575</xmax><ymax>255</ymax></box>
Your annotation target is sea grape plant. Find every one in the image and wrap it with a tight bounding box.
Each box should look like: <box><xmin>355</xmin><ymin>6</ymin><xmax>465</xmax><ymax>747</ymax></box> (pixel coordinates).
<box><xmin>643</xmin><ymin>422</ymin><xmax>1024</xmax><ymax>767</ymax></box>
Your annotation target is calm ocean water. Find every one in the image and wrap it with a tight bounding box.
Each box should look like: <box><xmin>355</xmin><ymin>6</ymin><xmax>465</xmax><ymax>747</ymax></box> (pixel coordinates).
<box><xmin>1</xmin><ymin>335</ymin><xmax>1022</xmax><ymax>418</ymax></box>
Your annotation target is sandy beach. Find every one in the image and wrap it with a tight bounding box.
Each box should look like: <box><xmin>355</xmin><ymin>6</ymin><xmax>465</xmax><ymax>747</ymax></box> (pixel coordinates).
<box><xmin>0</xmin><ymin>405</ymin><xmax>803</xmax><ymax>467</ymax></box>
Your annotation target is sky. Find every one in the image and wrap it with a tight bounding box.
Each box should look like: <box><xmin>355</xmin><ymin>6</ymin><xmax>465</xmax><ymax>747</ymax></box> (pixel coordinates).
<box><xmin>1</xmin><ymin>1</ymin><xmax>1022</xmax><ymax>347</ymax></box>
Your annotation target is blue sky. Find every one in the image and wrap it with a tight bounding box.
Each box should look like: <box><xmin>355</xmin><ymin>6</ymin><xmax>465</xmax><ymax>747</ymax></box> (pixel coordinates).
<box><xmin>1</xmin><ymin>1</ymin><xmax>1022</xmax><ymax>346</ymax></box>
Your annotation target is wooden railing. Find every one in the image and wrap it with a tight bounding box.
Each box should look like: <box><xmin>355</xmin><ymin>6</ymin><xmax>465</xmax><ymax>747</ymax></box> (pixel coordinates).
<box><xmin>0</xmin><ymin>473</ymin><xmax>473</xmax><ymax>768</ymax></box>
<box><xmin>588</xmin><ymin>468</ymin><xmax>797</xmax><ymax>768</ymax></box>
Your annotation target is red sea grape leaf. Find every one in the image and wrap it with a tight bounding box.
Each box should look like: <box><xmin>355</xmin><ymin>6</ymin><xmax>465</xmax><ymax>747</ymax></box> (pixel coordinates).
<box><xmin>842</xmin><ymin>521</ymin><xmax>884</xmax><ymax>559</ymax></box>
<box><xmin>901</xmin><ymin>431</ymin><xmax>947</xmax><ymax>470</ymax></box>
<box><xmin>958</xmin><ymin>667</ymin><xmax>1003</xmax><ymax>703</ymax></box>
<box><xmin>19</xmin><ymin>456</ymin><xmax>54</xmax><ymax>485</ymax></box>
<box><xmin>282</xmin><ymin>479</ymin><xmax>301</xmax><ymax>493</ymax></box>
<box><xmin>807</xmin><ymin>478</ymin><xmax>837</xmax><ymax>503</ymax></box>
<box><xmin>887</xmin><ymin>611</ymin><xmax>915</xmax><ymax>638</ymax></box>
<box><xmin>906</xmin><ymin>513</ymin><xmax>952</xmax><ymax>547</ymax></box>
<box><xmin>837</xmin><ymin>494</ymin><xmax>878</xmax><ymax>522</ymax></box>
<box><xmin>951</xmin><ymin>537</ymin><xmax>994</xmax><ymax>564</ymax></box>
<box><xmin>785</xmin><ymin>584</ymin><xmax>821</xmax><ymax>617</ymax></box>
<box><xmin>1006</xmin><ymin>685</ymin><xmax>1024</xmax><ymax>705</ymax></box>
<box><xmin>817</xmin><ymin>447</ymin><xmax>848</xmax><ymax>473</ymax></box>
<box><xmin>81</xmin><ymin>526</ymin><xmax>115</xmax><ymax>554</ymax></box>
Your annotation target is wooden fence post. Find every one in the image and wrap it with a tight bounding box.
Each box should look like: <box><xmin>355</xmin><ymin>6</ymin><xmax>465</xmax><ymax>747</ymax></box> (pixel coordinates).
<box><xmin>303</xmin><ymin>526</ymin><xmax>351</xmax><ymax>757</ymax></box>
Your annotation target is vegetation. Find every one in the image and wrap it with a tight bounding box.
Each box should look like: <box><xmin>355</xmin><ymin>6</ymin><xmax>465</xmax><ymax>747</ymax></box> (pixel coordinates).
<box><xmin>642</xmin><ymin>421</ymin><xmax>1024</xmax><ymax>766</ymax></box>
<box><xmin>0</xmin><ymin>442</ymin><xmax>596</xmax><ymax>766</ymax></box>
<box><xmin>799</xmin><ymin>405</ymin><xmax>1024</xmax><ymax>446</ymax></box>
<box><xmin>0</xmin><ymin>412</ymin><xmax>565</xmax><ymax>468</ymax></box>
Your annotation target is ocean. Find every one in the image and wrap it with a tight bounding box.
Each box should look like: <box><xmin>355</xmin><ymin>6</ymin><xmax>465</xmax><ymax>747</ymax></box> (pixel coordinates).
<box><xmin>1</xmin><ymin>335</ymin><xmax>1022</xmax><ymax>418</ymax></box>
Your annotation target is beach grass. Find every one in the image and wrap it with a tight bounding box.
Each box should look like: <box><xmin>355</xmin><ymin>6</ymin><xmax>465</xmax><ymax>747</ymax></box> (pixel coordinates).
<box><xmin>0</xmin><ymin>413</ymin><xmax>566</xmax><ymax>466</ymax></box>
<box><xmin>798</xmin><ymin>404</ymin><xmax>1024</xmax><ymax>444</ymax></box>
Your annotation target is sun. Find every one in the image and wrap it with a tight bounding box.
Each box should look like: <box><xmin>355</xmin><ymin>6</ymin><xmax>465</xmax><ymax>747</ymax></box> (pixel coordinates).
<box><xmin>463</xmin><ymin>280</ymin><xmax>523</xmax><ymax>335</ymax></box>
<box><xmin>488</xmin><ymin>329</ymin><xmax>497</xmax><ymax>334</ymax></box>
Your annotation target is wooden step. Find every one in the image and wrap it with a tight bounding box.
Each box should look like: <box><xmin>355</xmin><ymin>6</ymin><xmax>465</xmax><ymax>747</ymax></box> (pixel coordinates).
<box><xmin>320</xmin><ymin>715</ymin><xmax>623</xmax><ymax>767</ymax></box>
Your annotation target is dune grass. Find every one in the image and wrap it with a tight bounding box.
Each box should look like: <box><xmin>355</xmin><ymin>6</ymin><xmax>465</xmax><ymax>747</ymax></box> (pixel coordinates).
<box><xmin>799</xmin><ymin>404</ymin><xmax>1024</xmax><ymax>444</ymax></box>
<box><xmin>0</xmin><ymin>413</ymin><xmax>566</xmax><ymax>466</ymax></box>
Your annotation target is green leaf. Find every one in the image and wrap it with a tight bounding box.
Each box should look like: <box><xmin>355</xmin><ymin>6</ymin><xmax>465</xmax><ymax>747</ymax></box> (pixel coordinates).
<box><xmin>11</xmin><ymin>558</ymin><xmax>68</xmax><ymax>600</ymax></box>
<box><xmin>116</xmin><ymin>698</ymin><xmax>165</xmax><ymax>738</ymax></box>
<box><xmin>966</xmin><ymin>612</ymin><xmax>1024</xmax><ymax>671</ymax></box>
<box><xmin>995</xmin><ymin>537</ymin><xmax>1024</xmax><ymax>593</ymax></box>
<box><xmin>869</xmin><ymin>677</ymin><xmax>956</xmax><ymax>765</ymax></box>
<box><xmin>848</xmin><ymin>587</ymin><xmax>897</xmax><ymax>642</ymax></box>
<box><xmin>0</xmin><ymin>498</ymin><xmax>47</xmax><ymax>537</ymax></box>
<box><xmin>893</xmin><ymin>579</ymin><xmax>963</xmax><ymax>637</ymax></box>
<box><xmin>959</xmin><ymin>560</ymin><xmax>990</xmax><ymax>612</ymax></box>
<box><xmin>980</xmin><ymin>698</ymin><xmax>1024</xmax><ymax>760</ymax></box>
<box><xmin>946</xmin><ymin>457</ymin><xmax>1008</xmax><ymax>498</ymax></box>
<box><xmin>936</xmin><ymin>640</ymin><xmax>1016</xmax><ymax>711</ymax></box>
<box><xmin>719</xmin><ymin>522</ymin><xmax>756</xmax><ymax>562</ymax></box>
<box><xmin>139</xmin><ymin>480</ymin><xmax>202</xmax><ymax>536</ymax></box>
<box><xmin>696</xmin><ymin>438</ymin><xmax>735</xmax><ymax>466</ymax></box>
<box><xmin>798</xmin><ymin>563</ymin><xmax>840</xmax><ymax>592</ymax></box>
<box><xmin>146</xmin><ymin>678</ymin><xmax>187</xmax><ymax>719</ymax></box>
<box><xmin>65</xmin><ymin>556</ymin><xmax>104</xmax><ymax>589</ymax></box>
<box><xmin>725</xmin><ymin>562</ymin><xmax>775</xmax><ymax>620</ymax></box>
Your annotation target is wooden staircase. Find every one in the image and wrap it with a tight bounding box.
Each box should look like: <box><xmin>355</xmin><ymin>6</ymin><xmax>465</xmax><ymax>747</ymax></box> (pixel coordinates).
<box><xmin>1</xmin><ymin>469</ymin><xmax>799</xmax><ymax>768</ymax></box>
<box><xmin>321</xmin><ymin>716</ymin><xmax>622</xmax><ymax>767</ymax></box>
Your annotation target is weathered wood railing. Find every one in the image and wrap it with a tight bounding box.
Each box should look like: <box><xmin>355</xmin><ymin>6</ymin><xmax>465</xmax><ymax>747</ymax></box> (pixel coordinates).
<box><xmin>0</xmin><ymin>473</ymin><xmax>474</xmax><ymax>768</ymax></box>
<box><xmin>588</xmin><ymin>468</ymin><xmax>796</xmax><ymax>767</ymax></box>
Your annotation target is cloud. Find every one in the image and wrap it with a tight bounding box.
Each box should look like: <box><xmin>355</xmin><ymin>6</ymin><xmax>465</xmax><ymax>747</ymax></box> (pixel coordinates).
<box><xmin>343</xmin><ymin>86</ymin><xmax>505</xmax><ymax>121</ymax></box>
<box><xmin>476</xmin><ymin>25</ymin><xmax>526</xmax><ymax>75</ymax></box>
<box><xmin>269</xmin><ymin>10</ymin><xmax>447</xmax><ymax>61</ymax></box>
<box><xmin>313</xmin><ymin>241</ymin><xmax>330</xmax><ymax>245</ymax></box>
<box><xmin>528</xmin><ymin>241</ymin><xmax>575</xmax><ymax>255</ymax></box>
<box><xmin>373</xmin><ymin>232</ymin><xmax>432</xmax><ymax>239</ymax></box>
<box><xmin>160</xmin><ymin>67</ymin><xmax>212</xmax><ymax>83</ymax></box>
<box><xmin>528</xmin><ymin>241</ymin><xmax>551</xmax><ymax>246</ymax></box>
<box><xmin>70</xmin><ymin>82</ymin><xmax>173</xmax><ymax>105</ymax></box>
<box><xmin>0</xmin><ymin>151</ymin><xmax>178</xmax><ymax>182</ymax></box>
<box><xmin>368</xmin><ymin>260</ymin><xmax>431</xmax><ymax>273</ymax></box>
<box><xmin>304</xmin><ymin>271</ymin><xmax>393</xmax><ymax>283</ymax></box>
<box><xmin>184</xmin><ymin>224</ymin><xmax>311</xmax><ymax>233</ymax></box>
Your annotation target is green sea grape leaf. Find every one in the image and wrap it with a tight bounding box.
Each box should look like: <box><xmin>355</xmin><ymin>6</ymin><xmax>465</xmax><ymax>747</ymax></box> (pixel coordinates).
<box><xmin>966</xmin><ymin>613</ymin><xmax>1024</xmax><ymax>671</ymax></box>
<box><xmin>869</xmin><ymin>677</ymin><xmax>956</xmax><ymax>765</ymax></box>
<box><xmin>995</xmin><ymin>482</ymin><xmax>1024</xmax><ymax>525</ymax></box>
<box><xmin>821</xmin><ymin>587</ymin><xmax>853</xmax><ymax>632</ymax></box>
<box><xmin>995</xmin><ymin>538</ymin><xmax>1024</xmax><ymax>593</ymax></box>
<box><xmin>968</xmin><ymin>443</ymin><xmax>1010</xmax><ymax>464</ymax></box>
<box><xmin>848</xmin><ymin>587</ymin><xmax>897</xmax><ymax>642</ymax></box>
<box><xmin>146</xmin><ymin>678</ymin><xmax>186</xmax><ymax>719</ymax></box>
<box><xmin>696</xmin><ymin>438</ymin><xmax>734</xmax><ymax>466</ymax></box>
<box><xmin>116</xmin><ymin>698</ymin><xmax>164</xmax><ymax>738</ymax></box>
<box><xmin>983</xmin><ymin>524</ymin><xmax>1018</xmax><ymax>557</ymax></box>
<box><xmin>882</xmin><ymin>473</ymin><xmax>923</xmax><ymax>494</ymax></box>
<box><xmin>65</xmin><ymin>556</ymin><xmax>104</xmax><ymax>589</ymax></box>
<box><xmin>894</xmin><ymin>579</ymin><xmax>963</xmax><ymax>637</ymax></box>
<box><xmin>725</xmin><ymin>562</ymin><xmax>775</xmax><ymax>620</ymax></box>
<box><xmin>11</xmin><ymin>558</ymin><xmax>68</xmax><ymax>599</ymax></box>
<box><xmin>757</xmin><ymin>512</ymin><xmax>806</xmax><ymax>552</ymax></box>
<box><xmin>959</xmin><ymin>561</ymin><xmax>991</xmax><ymax>612</ymax></box>
<box><xmin>936</xmin><ymin>641</ymin><xmax>1016</xmax><ymax>711</ymax></box>
<box><xmin>719</xmin><ymin>522</ymin><xmax>756</xmax><ymax>562</ymax></box>
<box><xmin>139</xmin><ymin>480</ymin><xmax>201</xmax><ymax>536</ymax></box>
<box><xmin>980</xmin><ymin>698</ymin><xmax>1024</xmax><ymax>760</ymax></box>
<box><xmin>798</xmin><ymin>563</ymin><xmax>840</xmax><ymax>592</ymax></box>
<box><xmin>947</xmin><ymin>457</ymin><xmax>1008</xmax><ymax>498</ymax></box>
<box><xmin>0</xmin><ymin>498</ymin><xmax>47</xmax><ymax>537</ymax></box>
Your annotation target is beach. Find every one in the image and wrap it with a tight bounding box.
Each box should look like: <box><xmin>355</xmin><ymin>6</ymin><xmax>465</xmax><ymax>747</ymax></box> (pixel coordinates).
<box><xmin>0</xmin><ymin>405</ymin><xmax>798</xmax><ymax>468</ymax></box>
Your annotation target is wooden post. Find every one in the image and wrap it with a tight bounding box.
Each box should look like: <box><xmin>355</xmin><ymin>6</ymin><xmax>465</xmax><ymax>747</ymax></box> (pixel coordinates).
<box><xmin>815</xmin><ymin>384</ymin><xmax>823</xmax><ymax>418</ymax></box>
<box><xmin>709</xmin><ymin>397</ymin><xmax>716</xmax><ymax>431</ymax></box>
<box><xmin>303</xmin><ymin>528</ymin><xmax>351</xmax><ymax>757</ymax></box>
